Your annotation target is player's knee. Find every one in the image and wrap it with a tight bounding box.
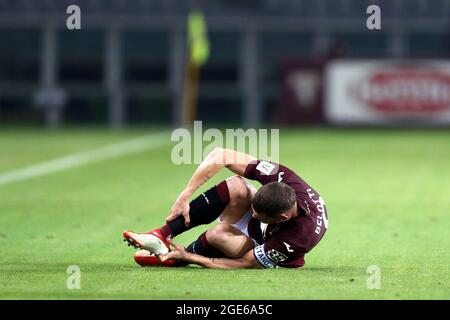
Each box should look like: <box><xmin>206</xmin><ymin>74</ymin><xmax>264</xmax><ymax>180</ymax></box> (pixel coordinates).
<box><xmin>206</xmin><ymin>223</ymin><xmax>233</xmax><ymax>245</ymax></box>
<box><xmin>225</xmin><ymin>176</ymin><xmax>252</xmax><ymax>207</ymax></box>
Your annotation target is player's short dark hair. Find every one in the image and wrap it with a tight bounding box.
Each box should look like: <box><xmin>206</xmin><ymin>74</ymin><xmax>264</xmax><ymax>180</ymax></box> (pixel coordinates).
<box><xmin>252</xmin><ymin>182</ymin><xmax>296</xmax><ymax>218</ymax></box>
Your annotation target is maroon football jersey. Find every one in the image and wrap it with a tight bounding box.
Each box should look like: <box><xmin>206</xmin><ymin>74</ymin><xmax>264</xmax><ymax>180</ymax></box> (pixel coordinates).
<box><xmin>244</xmin><ymin>160</ymin><xmax>328</xmax><ymax>268</ymax></box>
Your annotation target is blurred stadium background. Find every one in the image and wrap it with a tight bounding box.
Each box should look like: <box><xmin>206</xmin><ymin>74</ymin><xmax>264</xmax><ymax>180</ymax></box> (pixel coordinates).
<box><xmin>0</xmin><ymin>1</ymin><xmax>449</xmax><ymax>299</ymax></box>
<box><xmin>1</xmin><ymin>0</ymin><xmax>449</xmax><ymax>128</ymax></box>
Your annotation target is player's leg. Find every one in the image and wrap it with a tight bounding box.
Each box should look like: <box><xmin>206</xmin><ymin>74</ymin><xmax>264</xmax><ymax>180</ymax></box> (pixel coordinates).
<box><xmin>217</xmin><ymin>176</ymin><xmax>256</xmax><ymax>225</ymax></box>
<box><xmin>124</xmin><ymin>176</ymin><xmax>255</xmax><ymax>253</ymax></box>
<box><xmin>134</xmin><ymin>223</ymin><xmax>255</xmax><ymax>267</ymax></box>
<box><xmin>187</xmin><ymin>222</ymin><xmax>256</xmax><ymax>259</ymax></box>
<box><xmin>163</xmin><ymin>175</ymin><xmax>255</xmax><ymax>237</ymax></box>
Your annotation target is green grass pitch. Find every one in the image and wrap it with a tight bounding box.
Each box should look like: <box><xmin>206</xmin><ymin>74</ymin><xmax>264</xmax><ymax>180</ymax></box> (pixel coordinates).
<box><xmin>0</xmin><ymin>127</ymin><xmax>449</xmax><ymax>299</ymax></box>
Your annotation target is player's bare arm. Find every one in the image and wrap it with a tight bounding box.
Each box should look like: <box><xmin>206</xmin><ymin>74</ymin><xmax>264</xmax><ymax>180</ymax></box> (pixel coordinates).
<box><xmin>166</xmin><ymin>147</ymin><xmax>256</xmax><ymax>226</ymax></box>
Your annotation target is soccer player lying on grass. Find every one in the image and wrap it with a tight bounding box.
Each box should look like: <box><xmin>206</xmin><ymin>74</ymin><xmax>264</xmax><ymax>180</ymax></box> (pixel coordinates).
<box><xmin>123</xmin><ymin>147</ymin><xmax>328</xmax><ymax>269</ymax></box>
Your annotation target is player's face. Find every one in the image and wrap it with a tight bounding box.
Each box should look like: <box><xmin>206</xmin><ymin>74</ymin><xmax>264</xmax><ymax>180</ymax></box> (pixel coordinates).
<box><xmin>251</xmin><ymin>203</ymin><xmax>297</xmax><ymax>224</ymax></box>
<box><xmin>251</xmin><ymin>208</ymin><xmax>283</xmax><ymax>224</ymax></box>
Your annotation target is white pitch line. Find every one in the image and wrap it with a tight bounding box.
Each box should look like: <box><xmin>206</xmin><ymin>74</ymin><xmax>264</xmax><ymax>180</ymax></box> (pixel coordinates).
<box><xmin>0</xmin><ymin>131</ymin><xmax>169</xmax><ymax>186</ymax></box>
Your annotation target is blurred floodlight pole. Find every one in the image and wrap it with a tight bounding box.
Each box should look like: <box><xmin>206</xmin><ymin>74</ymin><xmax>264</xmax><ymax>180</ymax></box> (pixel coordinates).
<box><xmin>313</xmin><ymin>32</ymin><xmax>331</xmax><ymax>57</ymax></box>
<box><xmin>170</xmin><ymin>29</ymin><xmax>186</xmax><ymax>127</ymax></box>
<box><xmin>386</xmin><ymin>2</ymin><xmax>408</xmax><ymax>58</ymax></box>
<box><xmin>241</xmin><ymin>29</ymin><xmax>262</xmax><ymax>127</ymax></box>
<box><xmin>388</xmin><ymin>32</ymin><xmax>408</xmax><ymax>57</ymax></box>
<box><xmin>41</xmin><ymin>27</ymin><xmax>57</xmax><ymax>96</ymax></box>
<box><xmin>181</xmin><ymin>52</ymin><xmax>200</xmax><ymax>127</ymax></box>
<box><xmin>181</xmin><ymin>10</ymin><xmax>209</xmax><ymax>127</ymax></box>
<box><xmin>105</xmin><ymin>27</ymin><xmax>125</xmax><ymax>128</ymax></box>
<box><xmin>40</xmin><ymin>25</ymin><xmax>61</xmax><ymax>128</ymax></box>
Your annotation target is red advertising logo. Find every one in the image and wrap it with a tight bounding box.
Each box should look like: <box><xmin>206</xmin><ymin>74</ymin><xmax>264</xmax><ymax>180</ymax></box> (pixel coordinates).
<box><xmin>350</xmin><ymin>68</ymin><xmax>450</xmax><ymax>113</ymax></box>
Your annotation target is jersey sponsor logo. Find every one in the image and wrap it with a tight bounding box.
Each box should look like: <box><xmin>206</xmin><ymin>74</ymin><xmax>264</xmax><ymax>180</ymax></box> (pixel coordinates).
<box><xmin>267</xmin><ymin>249</ymin><xmax>289</xmax><ymax>263</ymax></box>
<box><xmin>253</xmin><ymin>245</ymin><xmax>277</xmax><ymax>268</ymax></box>
<box><xmin>278</xmin><ymin>172</ymin><xmax>285</xmax><ymax>182</ymax></box>
<box><xmin>283</xmin><ymin>242</ymin><xmax>294</xmax><ymax>253</ymax></box>
<box><xmin>256</xmin><ymin>161</ymin><xmax>276</xmax><ymax>175</ymax></box>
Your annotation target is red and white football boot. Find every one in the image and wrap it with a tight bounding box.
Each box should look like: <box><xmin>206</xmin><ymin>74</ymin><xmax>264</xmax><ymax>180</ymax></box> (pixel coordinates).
<box><xmin>133</xmin><ymin>250</ymin><xmax>182</xmax><ymax>267</ymax></box>
<box><xmin>123</xmin><ymin>228</ymin><xmax>171</xmax><ymax>255</ymax></box>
